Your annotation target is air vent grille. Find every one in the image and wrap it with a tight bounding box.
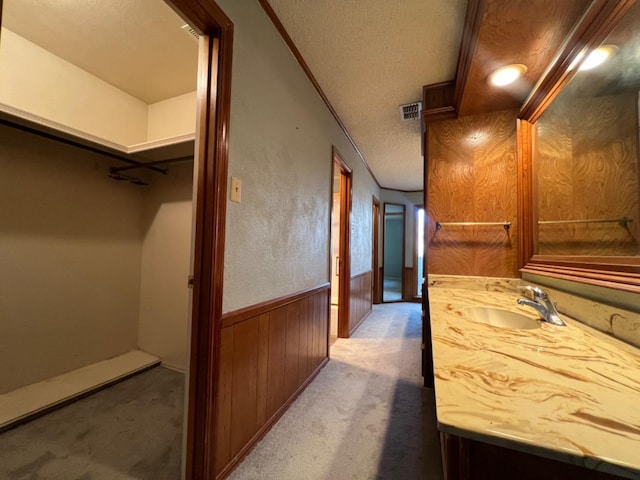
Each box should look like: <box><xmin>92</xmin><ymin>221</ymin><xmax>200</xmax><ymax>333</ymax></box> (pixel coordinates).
<box><xmin>181</xmin><ymin>24</ymin><xmax>200</xmax><ymax>42</ymax></box>
<box><xmin>400</xmin><ymin>102</ymin><xmax>422</xmax><ymax>121</ymax></box>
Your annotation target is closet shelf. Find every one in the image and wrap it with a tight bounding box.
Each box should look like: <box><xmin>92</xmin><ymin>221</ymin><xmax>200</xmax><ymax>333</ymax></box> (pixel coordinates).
<box><xmin>0</xmin><ymin>103</ymin><xmax>195</xmax><ymax>165</ymax></box>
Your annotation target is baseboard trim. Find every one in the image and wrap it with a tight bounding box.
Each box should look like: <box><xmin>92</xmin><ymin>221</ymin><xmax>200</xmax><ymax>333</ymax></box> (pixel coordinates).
<box><xmin>217</xmin><ymin>357</ymin><xmax>330</xmax><ymax>480</ymax></box>
<box><xmin>0</xmin><ymin>350</ymin><xmax>160</xmax><ymax>433</ymax></box>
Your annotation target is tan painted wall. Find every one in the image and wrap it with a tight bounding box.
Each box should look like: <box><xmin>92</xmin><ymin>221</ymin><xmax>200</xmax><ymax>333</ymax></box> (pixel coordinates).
<box><xmin>0</xmin><ymin>28</ymin><xmax>196</xmax><ymax>147</ymax></box>
<box><xmin>137</xmin><ymin>164</ymin><xmax>193</xmax><ymax>371</ymax></box>
<box><xmin>0</xmin><ymin>125</ymin><xmax>142</xmax><ymax>393</ymax></box>
<box><xmin>219</xmin><ymin>0</ymin><xmax>380</xmax><ymax>313</ymax></box>
<box><xmin>0</xmin><ymin>28</ymin><xmax>148</xmax><ymax>146</ymax></box>
<box><xmin>147</xmin><ymin>92</ymin><xmax>197</xmax><ymax>142</ymax></box>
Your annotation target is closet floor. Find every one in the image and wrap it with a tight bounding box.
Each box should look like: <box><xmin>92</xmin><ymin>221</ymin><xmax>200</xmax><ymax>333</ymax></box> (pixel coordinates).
<box><xmin>0</xmin><ymin>366</ymin><xmax>184</xmax><ymax>480</ymax></box>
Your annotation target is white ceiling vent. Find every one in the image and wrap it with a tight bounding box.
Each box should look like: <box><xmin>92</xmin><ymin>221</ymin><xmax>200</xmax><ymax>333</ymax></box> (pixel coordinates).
<box><xmin>181</xmin><ymin>24</ymin><xmax>200</xmax><ymax>42</ymax></box>
<box><xmin>399</xmin><ymin>102</ymin><xmax>422</xmax><ymax>121</ymax></box>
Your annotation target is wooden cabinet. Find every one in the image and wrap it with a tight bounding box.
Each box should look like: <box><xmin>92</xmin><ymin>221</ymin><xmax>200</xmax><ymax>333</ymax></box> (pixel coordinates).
<box><xmin>440</xmin><ymin>432</ymin><xmax>628</xmax><ymax>480</ymax></box>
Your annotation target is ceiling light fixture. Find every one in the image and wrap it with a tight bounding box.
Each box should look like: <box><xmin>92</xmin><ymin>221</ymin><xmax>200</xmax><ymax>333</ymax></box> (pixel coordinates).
<box><xmin>578</xmin><ymin>45</ymin><xmax>617</xmax><ymax>71</ymax></box>
<box><xmin>488</xmin><ymin>64</ymin><xmax>527</xmax><ymax>87</ymax></box>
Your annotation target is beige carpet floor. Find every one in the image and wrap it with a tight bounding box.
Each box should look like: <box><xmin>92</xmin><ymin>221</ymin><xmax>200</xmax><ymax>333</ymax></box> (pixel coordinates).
<box><xmin>228</xmin><ymin>302</ymin><xmax>442</xmax><ymax>480</ymax></box>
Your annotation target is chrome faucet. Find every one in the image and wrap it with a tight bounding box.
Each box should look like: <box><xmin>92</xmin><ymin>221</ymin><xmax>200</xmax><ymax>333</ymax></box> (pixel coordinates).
<box><xmin>516</xmin><ymin>285</ymin><xmax>566</xmax><ymax>326</ymax></box>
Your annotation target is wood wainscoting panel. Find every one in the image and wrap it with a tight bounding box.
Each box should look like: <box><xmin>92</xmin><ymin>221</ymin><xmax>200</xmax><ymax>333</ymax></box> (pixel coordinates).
<box><xmin>427</xmin><ymin>109</ymin><xmax>519</xmax><ymax>278</ymax></box>
<box><xmin>215</xmin><ymin>285</ymin><xmax>330</xmax><ymax>478</ymax></box>
<box><xmin>403</xmin><ymin>267</ymin><xmax>415</xmax><ymax>300</ymax></box>
<box><xmin>349</xmin><ymin>271</ymin><xmax>372</xmax><ymax>335</ymax></box>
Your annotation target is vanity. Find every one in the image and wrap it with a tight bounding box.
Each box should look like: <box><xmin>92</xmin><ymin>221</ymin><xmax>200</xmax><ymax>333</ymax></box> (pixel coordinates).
<box><xmin>429</xmin><ymin>277</ymin><xmax>640</xmax><ymax>480</ymax></box>
<box><xmin>422</xmin><ymin>1</ymin><xmax>640</xmax><ymax>477</ymax></box>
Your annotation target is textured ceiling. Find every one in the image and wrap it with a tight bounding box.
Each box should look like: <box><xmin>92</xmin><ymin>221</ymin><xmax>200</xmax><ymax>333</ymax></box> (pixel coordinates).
<box><xmin>266</xmin><ymin>0</ymin><xmax>468</xmax><ymax>190</ymax></box>
<box><xmin>2</xmin><ymin>0</ymin><xmax>198</xmax><ymax>104</ymax></box>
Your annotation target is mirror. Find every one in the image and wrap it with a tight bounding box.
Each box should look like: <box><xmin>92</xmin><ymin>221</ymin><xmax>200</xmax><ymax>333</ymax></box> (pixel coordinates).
<box><xmin>536</xmin><ymin>2</ymin><xmax>640</xmax><ymax>257</ymax></box>
<box><xmin>518</xmin><ymin>0</ymin><xmax>640</xmax><ymax>293</ymax></box>
<box><xmin>383</xmin><ymin>203</ymin><xmax>405</xmax><ymax>302</ymax></box>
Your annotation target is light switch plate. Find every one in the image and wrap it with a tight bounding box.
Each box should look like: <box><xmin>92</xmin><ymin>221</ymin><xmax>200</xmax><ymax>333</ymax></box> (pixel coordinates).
<box><xmin>230</xmin><ymin>176</ymin><xmax>241</xmax><ymax>203</ymax></box>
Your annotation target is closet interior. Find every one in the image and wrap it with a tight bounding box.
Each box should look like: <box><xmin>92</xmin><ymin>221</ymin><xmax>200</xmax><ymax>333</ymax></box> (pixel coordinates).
<box><xmin>0</xmin><ymin>0</ymin><xmax>199</xmax><ymax>473</ymax></box>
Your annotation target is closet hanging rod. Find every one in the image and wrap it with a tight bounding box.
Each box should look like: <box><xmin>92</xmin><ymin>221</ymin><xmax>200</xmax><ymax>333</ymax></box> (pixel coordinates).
<box><xmin>435</xmin><ymin>221</ymin><xmax>511</xmax><ymax>231</ymax></box>
<box><xmin>538</xmin><ymin>217</ymin><xmax>633</xmax><ymax>226</ymax></box>
<box><xmin>1</xmin><ymin>118</ymin><xmax>167</xmax><ymax>175</ymax></box>
<box><xmin>110</xmin><ymin>155</ymin><xmax>194</xmax><ymax>174</ymax></box>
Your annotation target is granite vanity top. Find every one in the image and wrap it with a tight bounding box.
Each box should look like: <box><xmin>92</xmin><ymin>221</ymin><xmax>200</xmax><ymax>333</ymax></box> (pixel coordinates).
<box><xmin>429</xmin><ymin>287</ymin><xmax>640</xmax><ymax>479</ymax></box>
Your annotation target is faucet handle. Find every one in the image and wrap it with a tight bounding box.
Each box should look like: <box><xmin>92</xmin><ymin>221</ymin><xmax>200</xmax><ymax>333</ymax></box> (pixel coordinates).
<box><xmin>517</xmin><ymin>285</ymin><xmax>549</xmax><ymax>300</ymax></box>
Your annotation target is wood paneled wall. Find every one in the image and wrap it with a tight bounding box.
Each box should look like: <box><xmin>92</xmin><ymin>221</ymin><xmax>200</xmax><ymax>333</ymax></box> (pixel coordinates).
<box><xmin>537</xmin><ymin>93</ymin><xmax>640</xmax><ymax>256</ymax></box>
<box><xmin>427</xmin><ymin>109</ymin><xmax>519</xmax><ymax>277</ymax></box>
<box><xmin>403</xmin><ymin>267</ymin><xmax>415</xmax><ymax>300</ymax></box>
<box><xmin>349</xmin><ymin>271</ymin><xmax>372</xmax><ymax>335</ymax></box>
<box><xmin>215</xmin><ymin>285</ymin><xmax>329</xmax><ymax>478</ymax></box>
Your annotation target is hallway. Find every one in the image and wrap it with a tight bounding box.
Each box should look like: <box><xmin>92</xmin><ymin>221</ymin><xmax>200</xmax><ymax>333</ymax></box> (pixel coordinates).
<box><xmin>229</xmin><ymin>302</ymin><xmax>442</xmax><ymax>480</ymax></box>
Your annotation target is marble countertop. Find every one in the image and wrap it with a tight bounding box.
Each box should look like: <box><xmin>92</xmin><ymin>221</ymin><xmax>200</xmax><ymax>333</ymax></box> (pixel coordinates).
<box><xmin>429</xmin><ymin>287</ymin><xmax>640</xmax><ymax>479</ymax></box>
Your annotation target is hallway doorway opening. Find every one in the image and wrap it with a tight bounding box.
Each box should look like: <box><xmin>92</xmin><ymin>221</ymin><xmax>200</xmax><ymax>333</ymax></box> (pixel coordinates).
<box><xmin>330</xmin><ymin>148</ymin><xmax>352</xmax><ymax>341</ymax></box>
<box><xmin>382</xmin><ymin>203</ymin><xmax>405</xmax><ymax>302</ymax></box>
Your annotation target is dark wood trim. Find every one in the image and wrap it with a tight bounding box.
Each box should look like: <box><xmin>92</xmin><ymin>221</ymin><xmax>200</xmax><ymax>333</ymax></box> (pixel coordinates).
<box><xmin>452</xmin><ymin>0</ymin><xmax>486</xmax><ymax>110</ymax></box>
<box><xmin>258</xmin><ymin>0</ymin><xmax>381</xmax><ymax>189</ymax></box>
<box><xmin>165</xmin><ymin>0</ymin><xmax>233</xmax><ymax>35</ymax></box>
<box><xmin>164</xmin><ymin>1</ymin><xmax>233</xmax><ymax>478</ymax></box>
<box><xmin>422</xmin><ymin>124</ymin><xmax>432</xmax><ymax>387</ymax></box>
<box><xmin>216</xmin><ymin>357</ymin><xmax>329</xmax><ymax>479</ymax></box>
<box><xmin>422</xmin><ymin>81</ymin><xmax>457</xmax><ymax>123</ymax></box>
<box><xmin>519</xmin><ymin>0</ymin><xmax>636</xmax><ymax>123</ymax></box>
<box><xmin>372</xmin><ymin>196</ymin><xmax>381</xmax><ymax>304</ymax></box>
<box><xmin>516</xmin><ymin>119</ymin><xmax>535</xmax><ymax>271</ymax></box>
<box><xmin>517</xmin><ymin>0</ymin><xmax>640</xmax><ymax>296</ymax></box>
<box><xmin>221</xmin><ymin>283</ymin><xmax>331</xmax><ymax>328</ymax></box>
<box><xmin>333</xmin><ymin>147</ymin><xmax>352</xmax><ymax>338</ymax></box>
<box><xmin>382</xmin><ymin>203</ymin><xmax>406</xmax><ymax>303</ymax></box>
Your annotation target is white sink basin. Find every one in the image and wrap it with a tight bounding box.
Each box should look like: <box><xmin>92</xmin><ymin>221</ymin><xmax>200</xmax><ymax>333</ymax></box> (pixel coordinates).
<box><xmin>463</xmin><ymin>307</ymin><xmax>540</xmax><ymax>330</ymax></box>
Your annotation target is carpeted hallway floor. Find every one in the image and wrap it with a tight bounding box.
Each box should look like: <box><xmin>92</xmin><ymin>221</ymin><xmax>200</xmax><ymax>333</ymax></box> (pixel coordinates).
<box><xmin>228</xmin><ymin>302</ymin><xmax>442</xmax><ymax>480</ymax></box>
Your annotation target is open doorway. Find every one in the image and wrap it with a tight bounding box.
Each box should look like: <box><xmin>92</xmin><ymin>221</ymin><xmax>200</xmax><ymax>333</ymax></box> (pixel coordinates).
<box><xmin>415</xmin><ymin>206</ymin><xmax>426</xmax><ymax>297</ymax></box>
<box><xmin>372</xmin><ymin>196</ymin><xmax>382</xmax><ymax>304</ymax></box>
<box><xmin>330</xmin><ymin>148</ymin><xmax>352</xmax><ymax>341</ymax></box>
<box><xmin>382</xmin><ymin>203</ymin><xmax>405</xmax><ymax>302</ymax></box>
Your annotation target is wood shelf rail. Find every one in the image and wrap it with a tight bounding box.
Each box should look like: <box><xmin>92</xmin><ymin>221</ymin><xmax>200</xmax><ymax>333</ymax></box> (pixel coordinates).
<box><xmin>435</xmin><ymin>221</ymin><xmax>511</xmax><ymax>231</ymax></box>
<box><xmin>538</xmin><ymin>217</ymin><xmax>633</xmax><ymax>227</ymax></box>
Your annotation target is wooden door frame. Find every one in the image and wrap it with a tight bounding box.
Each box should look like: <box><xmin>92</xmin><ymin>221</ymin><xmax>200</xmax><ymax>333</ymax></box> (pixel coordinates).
<box><xmin>372</xmin><ymin>196</ymin><xmax>381</xmax><ymax>304</ymax></box>
<box><xmin>413</xmin><ymin>204</ymin><xmax>425</xmax><ymax>298</ymax></box>
<box><xmin>382</xmin><ymin>202</ymin><xmax>406</xmax><ymax>303</ymax></box>
<box><xmin>332</xmin><ymin>147</ymin><xmax>352</xmax><ymax>338</ymax></box>
<box><xmin>164</xmin><ymin>1</ymin><xmax>232</xmax><ymax>478</ymax></box>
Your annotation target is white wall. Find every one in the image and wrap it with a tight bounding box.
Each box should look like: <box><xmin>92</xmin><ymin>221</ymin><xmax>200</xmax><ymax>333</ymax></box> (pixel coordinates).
<box><xmin>147</xmin><ymin>92</ymin><xmax>197</xmax><ymax>142</ymax></box>
<box><xmin>219</xmin><ymin>0</ymin><xmax>380</xmax><ymax>313</ymax></box>
<box><xmin>0</xmin><ymin>28</ymin><xmax>149</xmax><ymax>146</ymax></box>
<box><xmin>0</xmin><ymin>125</ymin><xmax>143</xmax><ymax>393</ymax></box>
<box><xmin>380</xmin><ymin>189</ymin><xmax>424</xmax><ymax>267</ymax></box>
<box><xmin>137</xmin><ymin>164</ymin><xmax>193</xmax><ymax>371</ymax></box>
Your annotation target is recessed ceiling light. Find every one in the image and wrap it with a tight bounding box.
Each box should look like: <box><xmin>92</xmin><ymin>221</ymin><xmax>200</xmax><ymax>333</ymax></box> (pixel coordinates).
<box><xmin>488</xmin><ymin>64</ymin><xmax>527</xmax><ymax>87</ymax></box>
<box><xmin>578</xmin><ymin>45</ymin><xmax>617</xmax><ymax>71</ymax></box>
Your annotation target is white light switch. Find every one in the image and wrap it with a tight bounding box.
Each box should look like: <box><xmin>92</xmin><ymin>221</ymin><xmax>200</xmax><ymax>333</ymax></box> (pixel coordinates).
<box><xmin>230</xmin><ymin>176</ymin><xmax>242</xmax><ymax>203</ymax></box>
